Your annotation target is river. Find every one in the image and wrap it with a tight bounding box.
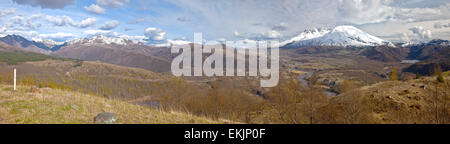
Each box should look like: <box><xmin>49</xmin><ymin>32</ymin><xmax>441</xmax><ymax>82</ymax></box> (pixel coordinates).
<box><xmin>297</xmin><ymin>71</ymin><xmax>338</xmax><ymax>97</ymax></box>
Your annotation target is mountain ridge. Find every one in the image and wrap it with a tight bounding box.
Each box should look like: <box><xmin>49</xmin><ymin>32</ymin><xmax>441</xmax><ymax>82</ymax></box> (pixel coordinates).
<box><xmin>0</xmin><ymin>35</ymin><xmax>64</xmax><ymax>52</ymax></box>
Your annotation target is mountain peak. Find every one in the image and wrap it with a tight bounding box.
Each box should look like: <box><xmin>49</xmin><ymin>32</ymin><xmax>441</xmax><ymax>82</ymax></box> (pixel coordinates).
<box><xmin>2</xmin><ymin>34</ymin><xmax>28</xmax><ymax>41</ymax></box>
<box><xmin>0</xmin><ymin>34</ymin><xmax>34</xmax><ymax>48</ymax></box>
<box><xmin>282</xmin><ymin>25</ymin><xmax>394</xmax><ymax>48</ymax></box>
<box><xmin>280</xmin><ymin>27</ymin><xmax>330</xmax><ymax>46</ymax></box>
<box><xmin>332</xmin><ymin>25</ymin><xmax>360</xmax><ymax>32</ymax></box>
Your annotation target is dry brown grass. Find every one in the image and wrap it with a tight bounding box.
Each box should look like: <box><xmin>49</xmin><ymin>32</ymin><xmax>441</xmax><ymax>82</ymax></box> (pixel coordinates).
<box><xmin>322</xmin><ymin>75</ymin><xmax>450</xmax><ymax>124</ymax></box>
<box><xmin>0</xmin><ymin>84</ymin><xmax>228</xmax><ymax>124</ymax></box>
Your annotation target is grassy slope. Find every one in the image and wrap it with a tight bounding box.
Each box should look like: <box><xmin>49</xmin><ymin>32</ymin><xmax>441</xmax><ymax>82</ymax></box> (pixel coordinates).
<box><xmin>327</xmin><ymin>74</ymin><xmax>449</xmax><ymax>124</ymax></box>
<box><xmin>0</xmin><ymin>51</ymin><xmax>71</xmax><ymax>65</ymax></box>
<box><xmin>0</xmin><ymin>84</ymin><xmax>226</xmax><ymax>124</ymax></box>
<box><xmin>0</xmin><ymin>59</ymin><xmax>175</xmax><ymax>101</ymax></box>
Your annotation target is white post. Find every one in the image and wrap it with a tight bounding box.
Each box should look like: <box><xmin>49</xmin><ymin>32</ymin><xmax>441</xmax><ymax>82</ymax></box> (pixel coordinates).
<box><xmin>13</xmin><ymin>68</ymin><xmax>16</xmax><ymax>91</ymax></box>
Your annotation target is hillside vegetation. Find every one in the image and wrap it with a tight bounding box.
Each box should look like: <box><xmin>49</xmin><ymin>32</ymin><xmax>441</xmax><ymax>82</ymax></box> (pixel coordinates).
<box><xmin>317</xmin><ymin>76</ymin><xmax>449</xmax><ymax>124</ymax></box>
<box><xmin>1</xmin><ymin>58</ymin><xmax>448</xmax><ymax>124</ymax></box>
<box><xmin>0</xmin><ymin>59</ymin><xmax>262</xmax><ymax>123</ymax></box>
<box><xmin>0</xmin><ymin>51</ymin><xmax>70</xmax><ymax>65</ymax></box>
<box><xmin>0</xmin><ymin>45</ymin><xmax>448</xmax><ymax>124</ymax></box>
<box><xmin>0</xmin><ymin>59</ymin><xmax>174</xmax><ymax>101</ymax></box>
<box><xmin>0</xmin><ymin>84</ymin><xmax>225</xmax><ymax>124</ymax></box>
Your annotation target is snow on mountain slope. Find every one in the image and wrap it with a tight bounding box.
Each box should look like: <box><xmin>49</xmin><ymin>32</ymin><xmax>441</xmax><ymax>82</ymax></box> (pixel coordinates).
<box><xmin>31</xmin><ymin>38</ymin><xmax>65</xmax><ymax>47</ymax></box>
<box><xmin>68</xmin><ymin>35</ymin><xmax>141</xmax><ymax>46</ymax></box>
<box><xmin>282</xmin><ymin>25</ymin><xmax>394</xmax><ymax>48</ymax></box>
<box><xmin>280</xmin><ymin>27</ymin><xmax>330</xmax><ymax>46</ymax></box>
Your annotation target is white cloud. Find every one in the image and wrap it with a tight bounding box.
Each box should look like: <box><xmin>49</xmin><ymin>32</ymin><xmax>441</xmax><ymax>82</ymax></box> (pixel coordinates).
<box><xmin>100</xmin><ymin>20</ymin><xmax>120</xmax><ymax>30</ymax></box>
<box><xmin>0</xmin><ymin>8</ymin><xmax>16</xmax><ymax>16</ymax></box>
<box><xmin>83</xmin><ymin>29</ymin><xmax>118</xmax><ymax>37</ymax></box>
<box><xmin>337</xmin><ymin>0</ymin><xmax>394</xmax><ymax>25</ymax></box>
<box><xmin>0</xmin><ymin>28</ymin><xmax>76</xmax><ymax>42</ymax></box>
<box><xmin>84</xmin><ymin>4</ymin><xmax>106</xmax><ymax>14</ymax></box>
<box><xmin>394</xmin><ymin>7</ymin><xmax>443</xmax><ymax>23</ymax></box>
<box><xmin>0</xmin><ymin>26</ymin><xmax>6</xmax><ymax>33</ymax></box>
<box><xmin>226</xmin><ymin>39</ymin><xmax>259</xmax><ymax>48</ymax></box>
<box><xmin>144</xmin><ymin>27</ymin><xmax>166</xmax><ymax>41</ymax></box>
<box><xmin>336</xmin><ymin>0</ymin><xmax>450</xmax><ymax>24</ymax></box>
<box><xmin>0</xmin><ymin>17</ymin><xmax>80</xmax><ymax>42</ymax></box>
<box><xmin>10</xmin><ymin>15</ymin><xmax>24</xmax><ymax>24</ymax></box>
<box><xmin>12</xmin><ymin>0</ymin><xmax>75</xmax><ymax>9</ymax></box>
<box><xmin>45</xmin><ymin>15</ymin><xmax>97</xmax><ymax>28</ymax></box>
<box><xmin>7</xmin><ymin>14</ymin><xmax>43</xmax><ymax>30</ymax></box>
<box><xmin>167</xmin><ymin>39</ymin><xmax>192</xmax><ymax>45</ymax></box>
<box><xmin>234</xmin><ymin>31</ymin><xmax>240</xmax><ymax>37</ymax></box>
<box><xmin>38</xmin><ymin>32</ymin><xmax>76</xmax><ymax>39</ymax></box>
<box><xmin>45</xmin><ymin>15</ymin><xmax>72</xmax><ymax>26</ymax></box>
<box><xmin>267</xmin><ymin>30</ymin><xmax>281</xmax><ymax>39</ymax></box>
<box><xmin>408</xmin><ymin>26</ymin><xmax>432</xmax><ymax>40</ymax></box>
<box><xmin>119</xmin><ymin>35</ymin><xmax>147</xmax><ymax>43</ymax></box>
<box><xmin>6</xmin><ymin>0</ymin><xmax>450</xmax><ymax>42</ymax></box>
<box><xmin>163</xmin><ymin>0</ymin><xmax>450</xmax><ymax>41</ymax></box>
<box><xmin>29</xmin><ymin>14</ymin><xmax>43</xmax><ymax>19</ymax></box>
<box><xmin>77</xmin><ymin>18</ymin><xmax>97</xmax><ymax>28</ymax></box>
<box><xmin>0</xmin><ymin>30</ymin><xmax>39</xmax><ymax>39</ymax></box>
<box><xmin>400</xmin><ymin>33</ymin><xmax>410</xmax><ymax>42</ymax></box>
<box><xmin>96</xmin><ymin>0</ymin><xmax>130</xmax><ymax>8</ymax></box>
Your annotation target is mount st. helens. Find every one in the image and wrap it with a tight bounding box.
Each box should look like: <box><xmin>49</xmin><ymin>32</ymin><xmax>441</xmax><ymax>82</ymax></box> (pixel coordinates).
<box><xmin>281</xmin><ymin>25</ymin><xmax>394</xmax><ymax>48</ymax></box>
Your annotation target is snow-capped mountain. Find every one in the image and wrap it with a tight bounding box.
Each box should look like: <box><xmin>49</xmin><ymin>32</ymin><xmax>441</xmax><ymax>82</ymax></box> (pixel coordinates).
<box><xmin>280</xmin><ymin>27</ymin><xmax>330</xmax><ymax>46</ymax></box>
<box><xmin>67</xmin><ymin>34</ymin><xmax>195</xmax><ymax>47</ymax></box>
<box><xmin>32</xmin><ymin>38</ymin><xmax>65</xmax><ymax>47</ymax></box>
<box><xmin>400</xmin><ymin>42</ymin><xmax>415</xmax><ymax>47</ymax></box>
<box><xmin>282</xmin><ymin>25</ymin><xmax>394</xmax><ymax>48</ymax></box>
<box><xmin>68</xmin><ymin>35</ymin><xmax>142</xmax><ymax>46</ymax></box>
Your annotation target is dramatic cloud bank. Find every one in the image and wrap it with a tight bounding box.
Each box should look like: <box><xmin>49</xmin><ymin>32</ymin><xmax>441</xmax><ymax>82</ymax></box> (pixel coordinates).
<box><xmin>1</xmin><ymin>0</ymin><xmax>450</xmax><ymax>43</ymax></box>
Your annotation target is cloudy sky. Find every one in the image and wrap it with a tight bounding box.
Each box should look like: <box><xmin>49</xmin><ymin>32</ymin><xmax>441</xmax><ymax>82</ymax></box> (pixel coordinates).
<box><xmin>0</xmin><ymin>0</ymin><xmax>450</xmax><ymax>44</ymax></box>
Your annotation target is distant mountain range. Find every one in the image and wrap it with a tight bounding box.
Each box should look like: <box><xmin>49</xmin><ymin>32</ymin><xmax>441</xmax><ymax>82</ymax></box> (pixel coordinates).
<box><xmin>0</xmin><ymin>25</ymin><xmax>443</xmax><ymax>52</ymax></box>
<box><xmin>0</xmin><ymin>35</ymin><xmax>59</xmax><ymax>54</ymax></box>
<box><xmin>0</xmin><ymin>34</ymin><xmax>172</xmax><ymax>72</ymax></box>
<box><xmin>0</xmin><ymin>25</ymin><xmax>396</xmax><ymax>52</ymax></box>
<box><xmin>0</xmin><ymin>26</ymin><xmax>448</xmax><ymax>73</ymax></box>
